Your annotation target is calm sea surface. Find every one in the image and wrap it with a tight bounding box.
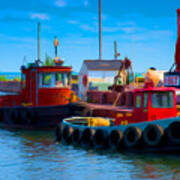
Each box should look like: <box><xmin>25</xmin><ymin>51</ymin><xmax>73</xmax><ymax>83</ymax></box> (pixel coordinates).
<box><xmin>0</xmin><ymin>128</ymin><xmax>179</xmax><ymax>180</ymax></box>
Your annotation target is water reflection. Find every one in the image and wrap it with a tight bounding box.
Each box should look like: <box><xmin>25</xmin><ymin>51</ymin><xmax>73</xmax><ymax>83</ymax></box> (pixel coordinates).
<box><xmin>0</xmin><ymin>129</ymin><xmax>179</xmax><ymax>180</ymax></box>
<box><xmin>121</xmin><ymin>153</ymin><xmax>180</xmax><ymax>180</ymax></box>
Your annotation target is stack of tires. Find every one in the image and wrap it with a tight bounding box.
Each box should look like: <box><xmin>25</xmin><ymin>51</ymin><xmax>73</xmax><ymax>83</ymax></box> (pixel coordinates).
<box><xmin>55</xmin><ymin>121</ymin><xmax>180</xmax><ymax>151</ymax></box>
<box><xmin>4</xmin><ymin>108</ymin><xmax>36</xmax><ymax>125</ymax></box>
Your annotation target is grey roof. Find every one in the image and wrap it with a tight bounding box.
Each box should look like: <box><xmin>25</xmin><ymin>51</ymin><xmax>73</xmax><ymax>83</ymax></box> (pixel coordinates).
<box><xmin>83</xmin><ymin>60</ymin><xmax>122</xmax><ymax>71</ymax></box>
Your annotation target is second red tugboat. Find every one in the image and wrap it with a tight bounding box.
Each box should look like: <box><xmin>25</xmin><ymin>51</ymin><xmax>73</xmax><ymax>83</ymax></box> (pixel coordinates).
<box><xmin>0</xmin><ymin>24</ymin><xmax>78</xmax><ymax>129</ymax></box>
<box><xmin>56</xmin><ymin>83</ymin><xmax>180</xmax><ymax>152</ymax></box>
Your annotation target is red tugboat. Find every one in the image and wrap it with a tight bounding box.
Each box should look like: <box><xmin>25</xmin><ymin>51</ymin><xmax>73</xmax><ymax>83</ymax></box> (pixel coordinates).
<box><xmin>0</xmin><ymin>24</ymin><xmax>77</xmax><ymax>129</ymax></box>
<box><xmin>56</xmin><ymin>83</ymin><xmax>180</xmax><ymax>152</ymax></box>
<box><xmin>55</xmin><ymin>8</ymin><xmax>180</xmax><ymax>152</ymax></box>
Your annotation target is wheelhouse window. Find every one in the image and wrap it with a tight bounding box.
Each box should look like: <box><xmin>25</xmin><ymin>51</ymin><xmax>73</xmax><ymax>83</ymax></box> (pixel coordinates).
<box><xmin>135</xmin><ymin>95</ymin><xmax>141</xmax><ymax>108</ymax></box>
<box><xmin>39</xmin><ymin>72</ymin><xmax>71</xmax><ymax>88</ymax></box>
<box><xmin>151</xmin><ymin>91</ymin><xmax>174</xmax><ymax>108</ymax></box>
<box><xmin>22</xmin><ymin>73</ymin><xmax>26</xmax><ymax>88</ymax></box>
<box><xmin>55</xmin><ymin>73</ymin><xmax>70</xmax><ymax>87</ymax></box>
<box><xmin>143</xmin><ymin>93</ymin><xmax>148</xmax><ymax>108</ymax></box>
<box><xmin>42</xmin><ymin>73</ymin><xmax>52</xmax><ymax>86</ymax></box>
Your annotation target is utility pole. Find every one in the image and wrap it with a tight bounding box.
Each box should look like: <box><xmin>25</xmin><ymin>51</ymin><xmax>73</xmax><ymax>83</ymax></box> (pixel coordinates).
<box><xmin>114</xmin><ymin>41</ymin><xmax>120</xmax><ymax>59</ymax></box>
<box><xmin>99</xmin><ymin>0</ymin><xmax>102</xmax><ymax>60</ymax></box>
<box><xmin>37</xmin><ymin>22</ymin><xmax>41</xmax><ymax>61</ymax></box>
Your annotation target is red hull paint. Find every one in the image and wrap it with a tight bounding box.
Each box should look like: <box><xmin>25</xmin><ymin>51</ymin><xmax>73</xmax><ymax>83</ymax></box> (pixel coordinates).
<box><xmin>0</xmin><ymin>65</ymin><xmax>73</xmax><ymax>108</ymax></box>
<box><xmin>84</xmin><ymin>87</ymin><xmax>177</xmax><ymax>126</ymax></box>
<box><xmin>38</xmin><ymin>88</ymin><xmax>71</xmax><ymax>106</ymax></box>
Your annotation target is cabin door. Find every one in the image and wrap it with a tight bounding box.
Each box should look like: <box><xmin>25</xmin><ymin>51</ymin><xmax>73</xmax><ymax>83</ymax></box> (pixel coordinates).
<box><xmin>31</xmin><ymin>70</ymin><xmax>38</xmax><ymax>106</ymax></box>
<box><xmin>134</xmin><ymin>93</ymin><xmax>148</xmax><ymax>123</ymax></box>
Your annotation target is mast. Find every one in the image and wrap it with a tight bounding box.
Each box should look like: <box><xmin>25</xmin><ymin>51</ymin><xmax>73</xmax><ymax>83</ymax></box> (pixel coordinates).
<box><xmin>54</xmin><ymin>36</ymin><xmax>59</xmax><ymax>58</ymax></box>
<box><xmin>37</xmin><ymin>22</ymin><xmax>41</xmax><ymax>61</ymax></box>
<box><xmin>114</xmin><ymin>41</ymin><xmax>120</xmax><ymax>59</ymax></box>
<box><xmin>114</xmin><ymin>41</ymin><xmax>117</xmax><ymax>59</ymax></box>
<box><xmin>99</xmin><ymin>0</ymin><xmax>102</xmax><ymax>60</ymax></box>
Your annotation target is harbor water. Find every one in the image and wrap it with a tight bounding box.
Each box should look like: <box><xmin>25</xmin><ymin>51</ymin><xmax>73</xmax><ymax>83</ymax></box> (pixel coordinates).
<box><xmin>0</xmin><ymin>128</ymin><xmax>180</xmax><ymax>180</ymax></box>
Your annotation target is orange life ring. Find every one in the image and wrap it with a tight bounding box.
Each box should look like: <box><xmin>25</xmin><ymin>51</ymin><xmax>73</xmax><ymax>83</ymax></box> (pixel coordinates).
<box><xmin>83</xmin><ymin>74</ymin><xmax>88</xmax><ymax>87</ymax></box>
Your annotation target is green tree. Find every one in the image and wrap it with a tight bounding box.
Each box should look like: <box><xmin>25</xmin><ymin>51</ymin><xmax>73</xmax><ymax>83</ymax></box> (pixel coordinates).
<box><xmin>0</xmin><ymin>75</ymin><xmax>8</xmax><ymax>81</ymax></box>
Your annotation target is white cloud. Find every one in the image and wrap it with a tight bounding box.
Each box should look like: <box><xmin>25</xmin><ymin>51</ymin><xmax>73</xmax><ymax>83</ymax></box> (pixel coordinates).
<box><xmin>84</xmin><ymin>0</ymin><xmax>89</xmax><ymax>6</ymax></box>
<box><xmin>1</xmin><ymin>34</ymin><xmax>36</xmax><ymax>43</ymax></box>
<box><xmin>80</xmin><ymin>24</ymin><xmax>97</xmax><ymax>32</ymax></box>
<box><xmin>103</xmin><ymin>27</ymin><xmax>121</xmax><ymax>33</ymax></box>
<box><xmin>92</xmin><ymin>14</ymin><xmax>107</xmax><ymax>21</ymax></box>
<box><xmin>102</xmin><ymin>14</ymin><xmax>107</xmax><ymax>20</ymax></box>
<box><xmin>55</xmin><ymin>0</ymin><xmax>67</xmax><ymax>7</ymax></box>
<box><xmin>102</xmin><ymin>26</ymin><xmax>137</xmax><ymax>33</ymax></box>
<box><xmin>30</xmin><ymin>13</ymin><xmax>50</xmax><ymax>20</ymax></box>
<box><xmin>117</xmin><ymin>21</ymin><xmax>136</xmax><ymax>27</ymax></box>
<box><xmin>121</xmin><ymin>27</ymin><xmax>138</xmax><ymax>33</ymax></box>
<box><xmin>67</xmin><ymin>20</ymin><xmax>79</xmax><ymax>24</ymax></box>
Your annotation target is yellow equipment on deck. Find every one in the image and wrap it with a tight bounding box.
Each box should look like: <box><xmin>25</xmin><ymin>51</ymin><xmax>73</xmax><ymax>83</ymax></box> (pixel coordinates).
<box><xmin>87</xmin><ymin>117</ymin><xmax>111</xmax><ymax>127</ymax></box>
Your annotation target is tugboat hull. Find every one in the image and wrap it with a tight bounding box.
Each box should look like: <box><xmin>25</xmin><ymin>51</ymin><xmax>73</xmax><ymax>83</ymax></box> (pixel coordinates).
<box><xmin>0</xmin><ymin>104</ymin><xmax>84</xmax><ymax>130</ymax></box>
<box><xmin>55</xmin><ymin>116</ymin><xmax>180</xmax><ymax>153</ymax></box>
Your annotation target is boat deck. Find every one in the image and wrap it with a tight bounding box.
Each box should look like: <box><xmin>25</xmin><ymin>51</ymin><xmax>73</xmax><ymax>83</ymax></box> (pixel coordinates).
<box><xmin>86</xmin><ymin>103</ymin><xmax>133</xmax><ymax>112</ymax></box>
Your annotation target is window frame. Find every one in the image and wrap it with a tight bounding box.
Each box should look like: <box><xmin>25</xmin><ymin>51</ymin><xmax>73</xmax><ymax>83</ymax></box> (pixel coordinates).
<box><xmin>22</xmin><ymin>73</ymin><xmax>26</xmax><ymax>89</ymax></box>
<box><xmin>151</xmin><ymin>91</ymin><xmax>174</xmax><ymax>108</ymax></box>
<box><xmin>135</xmin><ymin>95</ymin><xmax>142</xmax><ymax>108</ymax></box>
<box><xmin>143</xmin><ymin>93</ymin><xmax>148</xmax><ymax>108</ymax></box>
<box><xmin>39</xmin><ymin>72</ymin><xmax>71</xmax><ymax>88</ymax></box>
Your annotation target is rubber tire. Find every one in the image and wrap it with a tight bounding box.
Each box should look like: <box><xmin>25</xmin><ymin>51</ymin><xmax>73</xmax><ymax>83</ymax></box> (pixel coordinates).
<box><xmin>108</xmin><ymin>130</ymin><xmax>123</xmax><ymax>150</ymax></box>
<box><xmin>20</xmin><ymin>109</ymin><xmax>34</xmax><ymax>125</ymax></box>
<box><xmin>81</xmin><ymin>128</ymin><xmax>95</xmax><ymax>148</ymax></box>
<box><xmin>8</xmin><ymin>109</ymin><xmax>19</xmax><ymax>124</ymax></box>
<box><xmin>62</xmin><ymin>125</ymin><xmax>73</xmax><ymax>144</ymax></box>
<box><xmin>166</xmin><ymin>122</ymin><xmax>180</xmax><ymax>144</ymax></box>
<box><xmin>123</xmin><ymin>126</ymin><xmax>142</xmax><ymax>148</ymax></box>
<box><xmin>142</xmin><ymin>124</ymin><xmax>164</xmax><ymax>147</ymax></box>
<box><xmin>72</xmin><ymin>128</ymin><xmax>81</xmax><ymax>146</ymax></box>
<box><xmin>93</xmin><ymin>129</ymin><xmax>108</xmax><ymax>149</ymax></box>
<box><xmin>55</xmin><ymin>123</ymin><xmax>63</xmax><ymax>142</ymax></box>
<box><xmin>4</xmin><ymin>108</ymin><xmax>11</xmax><ymax>124</ymax></box>
<box><xmin>0</xmin><ymin>109</ymin><xmax>4</xmax><ymax>122</ymax></box>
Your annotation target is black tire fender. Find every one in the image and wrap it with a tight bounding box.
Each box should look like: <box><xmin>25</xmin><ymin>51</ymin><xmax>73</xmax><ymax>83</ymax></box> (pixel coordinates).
<box><xmin>142</xmin><ymin>124</ymin><xmax>164</xmax><ymax>147</ymax></box>
<box><xmin>0</xmin><ymin>109</ymin><xmax>4</xmax><ymax>122</ymax></box>
<box><xmin>123</xmin><ymin>126</ymin><xmax>142</xmax><ymax>148</ymax></box>
<box><xmin>93</xmin><ymin>129</ymin><xmax>108</xmax><ymax>149</ymax></box>
<box><xmin>9</xmin><ymin>109</ymin><xmax>19</xmax><ymax>124</ymax></box>
<box><xmin>108</xmin><ymin>130</ymin><xmax>123</xmax><ymax>150</ymax></box>
<box><xmin>55</xmin><ymin>123</ymin><xmax>63</xmax><ymax>142</ymax></box>
<box><xmin>62</xmin><ymin>125</ymin><xmax>73</xmax><ymax>144</ymax></box>
<box><xmin>72</xmin><ymin>128</ymin><xmax>81</xmax><ymax>146</ymax></box>
<box><xmin>166</xmin><ymin>122</ymin><xmax>180</xmax><ymax>144</ymax></box>
<box><xmin>81</xmin><ymin>128</ymin><xmax>95</xmax><ymax>148</ymax></box>
<box><xmin>20</xmin><ymin>108</ymin><xmax>34</xmax><ymax>125</ymax></box>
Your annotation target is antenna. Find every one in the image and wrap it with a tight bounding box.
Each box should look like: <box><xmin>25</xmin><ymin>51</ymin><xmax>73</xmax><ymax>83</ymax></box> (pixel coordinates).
<box><xmin>54</xmin><ymin>36</ymin><xmax>59</xmax><ymax>58</ymax></box>
<box><xmin>23</xmin><ymin>56</ymin><xmax>27</xmax><ymax>65</ymax></box>
<box><xmin>114</xmin><ymin>41</ymin><xmax>120</xmax><ymax>59</ymax></box>
<box><xmin>99</xmin><ymin>0</ymin><xmax>102</xmax><ymax>60</ymax></box>
<box><xmin>37</xmin><ymin>22</ymin><xmax>41</xmax><ymax>61</ymax></box>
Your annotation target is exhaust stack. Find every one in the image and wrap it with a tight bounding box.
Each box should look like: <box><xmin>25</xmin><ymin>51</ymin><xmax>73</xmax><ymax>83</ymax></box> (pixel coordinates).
<box><xmin>177</xmin><ymin>9</ymin><xmax>180</xmax><ymax>37</ymax></box>
<box><xmin>175</xmin><ymin>9</ymin><xmax>180</xmax><ymax>71</ymax></box>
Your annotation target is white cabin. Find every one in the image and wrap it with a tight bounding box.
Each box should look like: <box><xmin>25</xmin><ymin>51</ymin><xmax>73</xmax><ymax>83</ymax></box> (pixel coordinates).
<box><xmin>78</xmin><ymin>60</ymin><xmax>122</xmax><ymax>99</ymax></box>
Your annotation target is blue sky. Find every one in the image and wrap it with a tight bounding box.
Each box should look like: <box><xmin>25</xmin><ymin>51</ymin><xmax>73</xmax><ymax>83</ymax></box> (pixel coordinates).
<box><xmin>0</xmin><ymin>0</ymin><xmax>180</xmax><ymax>72</ymax></box>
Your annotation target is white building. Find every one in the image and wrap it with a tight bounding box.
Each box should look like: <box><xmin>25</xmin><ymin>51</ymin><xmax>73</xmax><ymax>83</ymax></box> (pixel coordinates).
<box><xmin>78</xmin><ymin>60</ymin><xmax>122</xmax><ymax>99</ymax></box>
